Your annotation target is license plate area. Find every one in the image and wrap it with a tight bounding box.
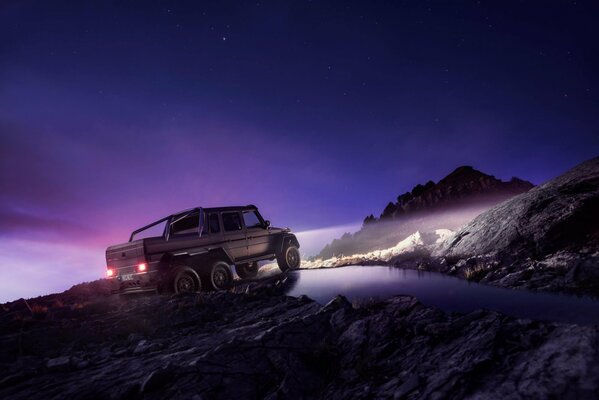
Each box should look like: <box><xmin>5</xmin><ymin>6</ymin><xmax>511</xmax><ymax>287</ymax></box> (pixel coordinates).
<box><xmin>121</xmin><ymin>274</ymin><xmax>135</xmax><ymax>281</ymax></box>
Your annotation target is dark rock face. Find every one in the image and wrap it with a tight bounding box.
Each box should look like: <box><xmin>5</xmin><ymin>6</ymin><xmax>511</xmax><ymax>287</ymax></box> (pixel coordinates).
<box><xmin>2</xmin><ymin>289</ymin><xmax>599</xmax><ymax>399</ymax></box>
<box><xmin>445</xmin><ymin>158</ymin><xmax>599</xmax><ymax>257</ymax></box>
<box><xmin>439</xmin><ymin>157</ymin><xmax>599</xmax><ymax>294</ymax></box>
<box><xmin>318</xmin><ymin>166</ymin><xmax>533</xmax><ymax>259</ymax></box>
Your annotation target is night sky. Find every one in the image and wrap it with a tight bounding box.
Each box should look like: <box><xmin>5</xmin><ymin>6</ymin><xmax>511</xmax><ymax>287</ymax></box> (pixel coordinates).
<box><xmin>1</xmin><ymin>1</ymin><xmax>598</xmax><ymax>301</ymax></box>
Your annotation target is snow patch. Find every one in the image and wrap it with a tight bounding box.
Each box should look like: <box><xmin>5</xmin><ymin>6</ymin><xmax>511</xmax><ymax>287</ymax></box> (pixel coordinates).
<box><xmin>260</xmin><ymin>229</ymin><xmax>454</xmax><ymax>273</ymax></box>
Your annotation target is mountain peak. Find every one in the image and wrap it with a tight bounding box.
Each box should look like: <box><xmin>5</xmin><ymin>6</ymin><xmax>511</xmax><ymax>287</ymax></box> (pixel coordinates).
<box><xmin>378</xmin><ymin>166</ymin><xmax>534</xmax><ymax>221</ymax></box>
<box><xmin>437</xmin><ymin>166</ymin><xmax>492</xmax><ymax>187</ymax></box>
<box><xmin>449</xmin><ymin>165</ymin><xmax>475</xmax><ymax>173</ymax></box>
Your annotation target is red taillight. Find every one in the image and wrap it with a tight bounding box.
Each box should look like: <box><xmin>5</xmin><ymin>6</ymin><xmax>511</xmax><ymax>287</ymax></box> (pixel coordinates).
<box><xmin>137</xmin><ymin>263</ymin><xmax>147</xmax><ymax>272</ymax></box>
<box><xmin>106</xmin><ymin>268</ymin><xmax>114</xmax><ymax>278</ymax></box>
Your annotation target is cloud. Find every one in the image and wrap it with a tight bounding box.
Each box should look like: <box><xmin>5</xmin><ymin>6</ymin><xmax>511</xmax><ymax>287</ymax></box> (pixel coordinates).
<box><xmin>0</xmin><ymin>208</ymin><xmax>97</xmax><ymax>243</ymax></box>
<box><xmin>294</xmin><ymin>222</ymin><xmax>363</xmax><ymax>257</ymax></box>
<box><xmin>0</xmin><ymin>237</ymin><xmax>105</xmax><ymax>303</ymax></box>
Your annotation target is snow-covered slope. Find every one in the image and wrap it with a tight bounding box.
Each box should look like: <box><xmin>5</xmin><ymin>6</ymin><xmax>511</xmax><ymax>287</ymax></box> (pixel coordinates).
<box><xmin>261</xmin><ymin>229</ymin><xmax>453</xmax><ymax>273</ymax></box>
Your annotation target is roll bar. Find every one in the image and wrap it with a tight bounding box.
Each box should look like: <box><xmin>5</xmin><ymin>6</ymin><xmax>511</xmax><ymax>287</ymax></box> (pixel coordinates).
<box><xmin>129</xmin><ymin>207</ymin><xmax>204</xmax><ymax>242</ymax></box>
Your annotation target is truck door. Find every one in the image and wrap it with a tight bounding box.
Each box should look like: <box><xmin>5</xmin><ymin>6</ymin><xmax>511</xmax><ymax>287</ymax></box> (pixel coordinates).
<box><xmin>243</xmin><ymin>210</ymin><xmax>270</xmax><ymax>256</ymax></box>
<box><xmin>221</xmin><ymin>211</ymin><xmax>247</xmax><ymax>260</ymax></box>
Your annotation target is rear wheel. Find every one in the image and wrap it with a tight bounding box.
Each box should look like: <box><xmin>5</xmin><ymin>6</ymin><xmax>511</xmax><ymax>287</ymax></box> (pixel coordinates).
<box><xmin>236</xmin><ymin>262</ymin><xmax>259</xmax><ymax>279</ymax></box>
<box><xmin>204</xmin><ymin>260</ymin><xmax>233</xmax><ymax>291</ymax></box>
<box><xmin>172</xmin><ymin>266</ymin><xmax>201</xmax><ymax>294</ymax></box>
<box><xmin>277</xmin><ymin>245</ymin><xmax>301</xmax><ymax>272</ymax></box>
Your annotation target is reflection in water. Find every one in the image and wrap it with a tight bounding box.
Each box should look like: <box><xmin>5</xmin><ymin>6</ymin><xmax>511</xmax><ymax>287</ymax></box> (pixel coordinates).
<box><xmin>283</xmin><ymin>266</ymin><xmax>599</xmax><ymax>326</ymax></box>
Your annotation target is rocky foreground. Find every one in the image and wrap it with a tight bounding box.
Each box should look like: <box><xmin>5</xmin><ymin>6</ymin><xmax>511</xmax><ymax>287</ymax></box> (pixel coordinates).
<box><xmin>2</xmin><ymin>281</ymin><xmax>599</xmax><ymax>400</ymax></box>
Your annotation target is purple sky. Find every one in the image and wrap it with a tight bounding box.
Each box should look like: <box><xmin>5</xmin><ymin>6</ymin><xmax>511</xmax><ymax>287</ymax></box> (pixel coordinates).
<box><xmin>1</xmin><ymin>1</ymin><xmax>599</xmax><ymax>301</ymax></box>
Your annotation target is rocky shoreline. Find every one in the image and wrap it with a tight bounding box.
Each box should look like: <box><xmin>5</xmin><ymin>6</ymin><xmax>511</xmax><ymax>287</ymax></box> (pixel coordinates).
<box><xmin>2</xmin><ymin>282</ymin><xmax>599</xmax><ymax>399</ymax></box>
<box><xmin>390</xmin><ymin>250</ymin><xmax>599</xmax><ymax>298</ymax></box>
<box><xmin>293</xmin><ymin>248</ymin><xmax>599</xmax><ymax>298</ymax></box>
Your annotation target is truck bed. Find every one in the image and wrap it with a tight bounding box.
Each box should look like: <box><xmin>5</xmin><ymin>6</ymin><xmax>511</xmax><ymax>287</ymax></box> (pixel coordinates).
<box><xmin>105</xmin><ymin>240</ymin><xmax>145</xmax><ymax>272</ymax></box>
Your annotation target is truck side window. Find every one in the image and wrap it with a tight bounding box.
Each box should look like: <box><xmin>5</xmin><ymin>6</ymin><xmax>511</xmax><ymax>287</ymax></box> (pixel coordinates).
<box><xmin>243</xmin><ymin>211</ymin><xmax>262</xmax><ymax>229</ymax></box>
<box><xmin>171</xmin><ymin>212</ymin><xmax>199</xmax><ymax>236</ymax></box>
<box><xmin>209</xmin><ymin>214</ymin><xmax>220</xmax><ymax>233</ymax></box>
<box><xmin>222</xmin><ymin>212</ymin><xmax>242</xmax><ymax>231</ymax></box>
<box><xmin>201</xmin><ymin>213</ymin><xmax>220</xmax><ymax>234</ymax></box>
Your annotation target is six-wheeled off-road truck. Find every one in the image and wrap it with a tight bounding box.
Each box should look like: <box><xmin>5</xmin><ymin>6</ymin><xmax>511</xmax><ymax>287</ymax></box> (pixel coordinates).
<box><xmin>105</xmin><ymin>205</ymin><xmax>300</xmax><ymax>294</ymax></box>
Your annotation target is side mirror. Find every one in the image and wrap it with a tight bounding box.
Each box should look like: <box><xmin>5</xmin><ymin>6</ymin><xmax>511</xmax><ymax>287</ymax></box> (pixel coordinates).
<box><xmin>264</xmin><ymin>220</ymin><xmax>271</xmax><ymax>228</ymax></box>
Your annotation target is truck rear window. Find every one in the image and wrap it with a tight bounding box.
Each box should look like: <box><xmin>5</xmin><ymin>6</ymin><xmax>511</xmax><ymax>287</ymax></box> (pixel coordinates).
<box><xmin>171</xmin><ymin>212</ymin><xmax>199</xmax><ymax>236</ymax></box>
<box><xmin>131</xmin><ymin>220</ymin><xmax>167</xmax><ymax>240</ymax></box>
<box><xmin>222</xmin><ymin>212</ymin><xmax>242</xmax><ymax>231</ymax></box>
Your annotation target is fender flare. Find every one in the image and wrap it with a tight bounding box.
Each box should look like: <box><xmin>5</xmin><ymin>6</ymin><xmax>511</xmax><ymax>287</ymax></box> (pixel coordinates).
<box><xmin>279</xmin><ymin>234</ymin><xmax>300</xmax><ymax>253</ymax></box>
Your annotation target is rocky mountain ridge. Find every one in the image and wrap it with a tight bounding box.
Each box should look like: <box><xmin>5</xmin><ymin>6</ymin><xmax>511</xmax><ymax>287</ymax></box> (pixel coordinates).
<box><xmin>318</xmin><ymin>166</ymin><xmax>533</xmax><ymax>259</ymax></box>
<box><xmin>371</xmin><ymin>165</ymin><xmax>533</xmax><ymax>222</ymax></box>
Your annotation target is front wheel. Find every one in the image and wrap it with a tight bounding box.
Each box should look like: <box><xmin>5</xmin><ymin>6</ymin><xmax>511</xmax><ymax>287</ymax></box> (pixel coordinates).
<box><xmin>277</xmin><ymin>245</ymin><xmax>301</xmax><ymax>272</ymax></box>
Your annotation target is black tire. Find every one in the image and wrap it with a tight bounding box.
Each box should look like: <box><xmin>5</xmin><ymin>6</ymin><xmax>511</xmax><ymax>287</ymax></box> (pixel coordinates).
<box><xmin>172</xmin><ymin>266</ymin><xmax>201</xmax><ymax>294</ymax></box>
<box><xmin>204</xmin><ymin>260</ymin><xmax>233</xmax><ymax>291</ymax></box>
<box><xmin>236</xmin><ymin>262</ymin><xmax>259</xmax><ymax>279</ymax></box>
<box><xmin>277</xmin><ymin>245</ymin><xmax>301</xmax><ymax>272</ymax></box>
